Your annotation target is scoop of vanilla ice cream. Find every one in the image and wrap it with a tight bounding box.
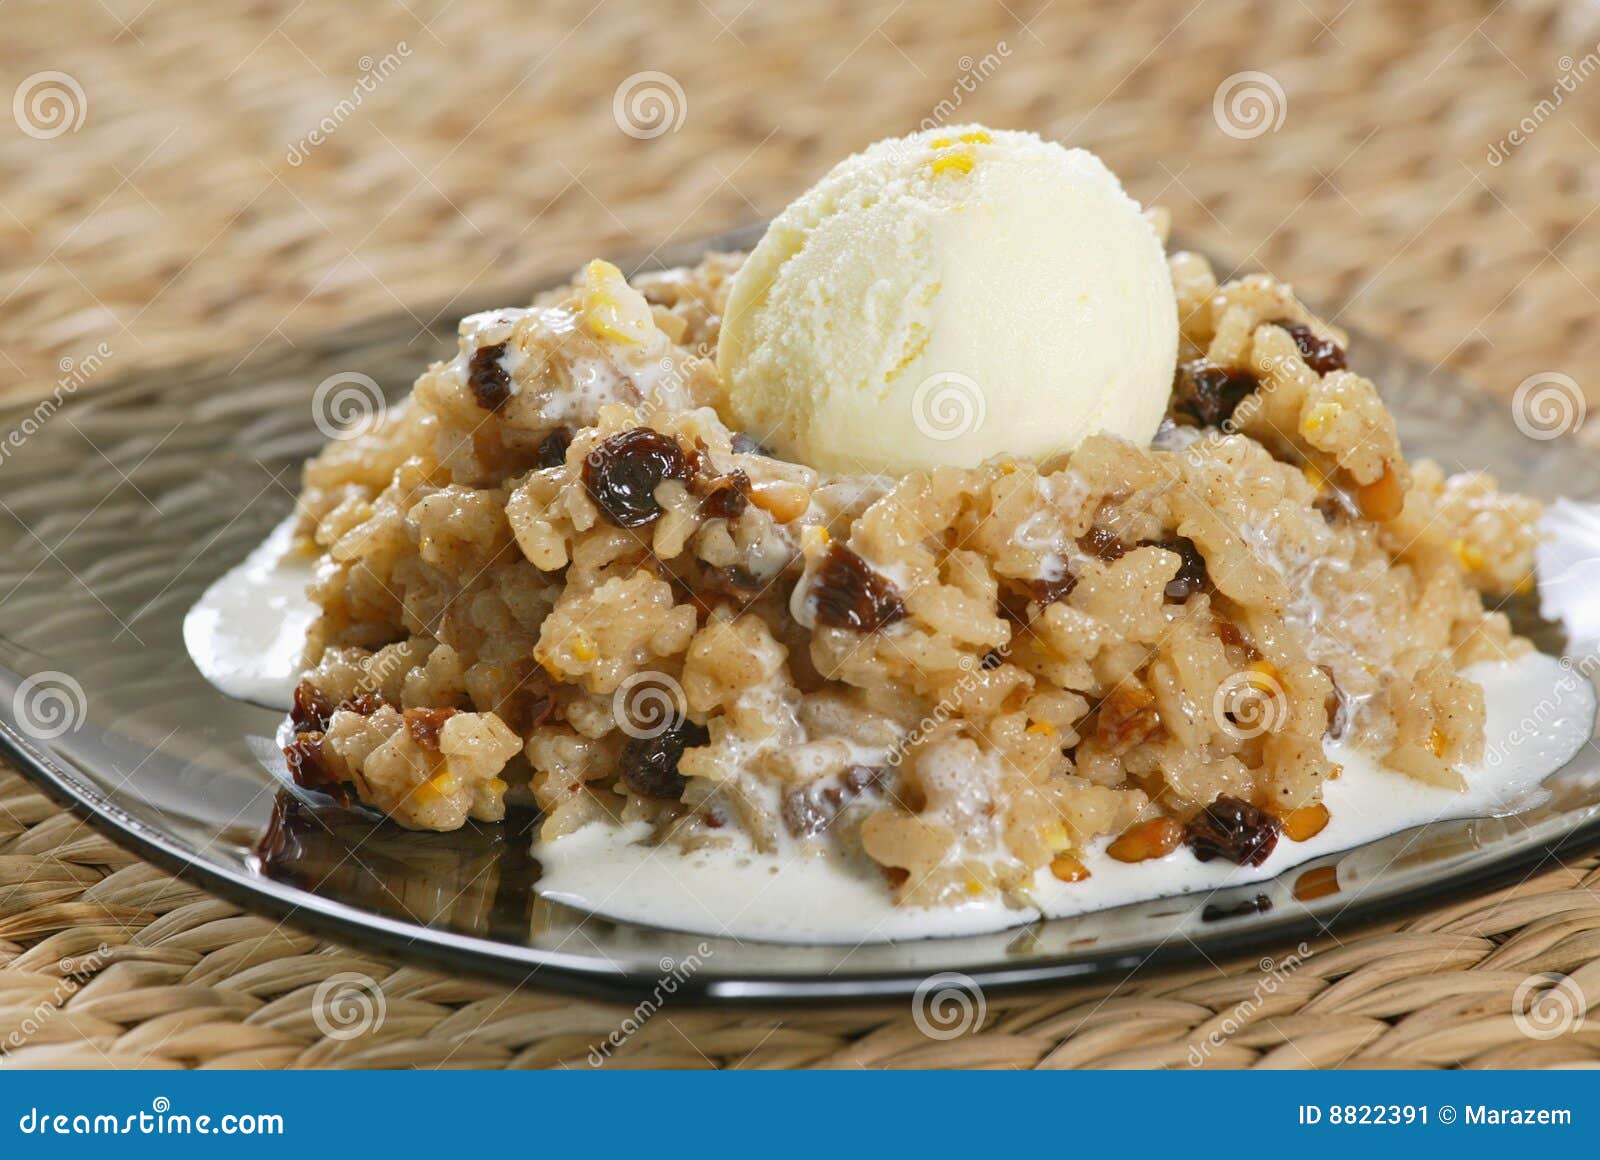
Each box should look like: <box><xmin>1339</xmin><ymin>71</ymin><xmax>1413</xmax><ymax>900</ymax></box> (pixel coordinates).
<box><xmin>717</xmin><ymin>126</ymin><xmax>1178</xmax><ymax>475</ymax></box>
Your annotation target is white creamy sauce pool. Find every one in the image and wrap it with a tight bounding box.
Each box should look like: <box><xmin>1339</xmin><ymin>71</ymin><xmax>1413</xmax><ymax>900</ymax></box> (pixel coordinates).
<box><xmin>533</xmin><ymin>653</ymin><xmax>1594</xmax><ymax>943</ymax></box>
<box><xmin>186</xmin><ymin>507</ymin><xmax>1600</xmax><ymax>944</ymax></box>
<box><xmin>183</xmin><ymin>513</ymin><xmax>313</xmax><ymax>710</ymax></box>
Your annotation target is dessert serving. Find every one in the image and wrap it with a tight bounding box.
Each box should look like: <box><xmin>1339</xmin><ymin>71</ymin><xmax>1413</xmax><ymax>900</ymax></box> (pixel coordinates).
<box><xmin>187</xmin><ymin>126</ymin><xmax>1592</xmax><ymax>942</ymax></box>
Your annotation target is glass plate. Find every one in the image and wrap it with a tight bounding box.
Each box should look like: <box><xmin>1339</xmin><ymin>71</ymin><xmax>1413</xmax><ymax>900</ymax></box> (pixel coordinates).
<box><xmin>2</xmin><ymin>226</ymin><xmax>1597</xmax><ymax>1004</ymax></box>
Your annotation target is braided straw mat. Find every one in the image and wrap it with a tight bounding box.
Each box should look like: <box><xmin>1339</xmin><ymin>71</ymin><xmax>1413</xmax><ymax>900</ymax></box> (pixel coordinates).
<box><xmin>3</xmin><ymin>0</ymin><xmax>1600</xmax><ymax>1068</ymax></box>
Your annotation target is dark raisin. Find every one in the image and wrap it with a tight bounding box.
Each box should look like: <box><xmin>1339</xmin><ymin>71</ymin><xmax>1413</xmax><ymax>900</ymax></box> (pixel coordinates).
<box><xmin>730</xmin><ymin>432</ymin><xmax>773</xmax><ymax>457</ymax></box>
<box><xmin>535</xmin><ymin>427</ymin><xmax>572</xmax><ymax>469</ymax></box>
<box><xmin>467</xmin><ymin>342</ymin><xmax>514</xmax><ymax>411</ymax></box>
<box><xmin>1174</xmin><ymin>360</ymin><xmax>1260</xmax><ymax>428</ymax></box>
<box><xmin>980</xmin><ymin>649</ymin><xmax>1004</xmax><ymax>671</ymax></box>
<box><xmin>582</xmin><ymin>427</ymin><xmax>689</xmax><ymax>528</ymax></box>
<box><xmin>1143</xmin><ymin>535</ymin><xmax>1208</xmax><ymax>602</ymax></box>
<box><xmin>1078</xmin><ymin>526</ymin><xmax>1127</xmax><ymax>561</ymax></box>
<box><xmin>811</xmin><ymin>543</ymin><xmax>905</xmax><ymax>631</ymax></box>
<box><xmin>702</xmin><ymin>564</ymin><xmax>762</xmax><ymax>601</ymax></box>
<box><xmin>290</xmin><ymin>681</ymin><xmax>335</xmax><ymax>733</ymax></box>
<box><xmin>1271</xmin><ymin>318</ymin><xmax>1347</xmax><ymax>375</ymax></box>
<box><xmin>403</xmin><ymin>706</ymin><xmax>458</xmax><ymax>752</ymax></box>
<box><xmin>618</xmin><ymin>718</ymin><xmax>709</xmax><ymax>800</ymax></box>
<box><xmin>283</xmin><ymin>734</ymin><xmax>341</xmax><ymax>790</ymax></box>
<box><xmin>1186</xmin><ymin>795</ymin><xmax>1282</xmax><ymax>867</ymax></box>
<box><xmin>1202</xmin><ymin>893</ymin><xmax>1273</xmax><ymax>922</ymax></box>
<box><xmin>1320</xmin><ymin>664</ymin><xmax>1350</xmax><ymax>740</ymax></box>
<box><xmin>696</xmin><ymin>468</ymin><xmax>753</xmax><ymax>520</ymax></box>
<box><xmin>998</xmin><ymin>574</ymin><xmax>1076</xmax><ymax>623</ymax></box>
<box><xmin>782</xmin><ymin>766</ymin><xmax>884</xmax><ymax>838</ymax></box>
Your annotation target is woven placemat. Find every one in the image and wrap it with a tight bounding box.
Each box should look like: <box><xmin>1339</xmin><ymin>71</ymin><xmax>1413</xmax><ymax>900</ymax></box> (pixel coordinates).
<box><xmin>3</xmin><ymin>0</ymin><xmax>1600</xmax><ymax>1068</ymax></box>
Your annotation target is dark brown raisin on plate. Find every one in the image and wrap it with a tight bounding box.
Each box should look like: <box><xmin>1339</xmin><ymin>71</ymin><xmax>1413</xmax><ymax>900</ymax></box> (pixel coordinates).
<box><xmin>535</xmin><ymin>427</ymin><xmax>572</xmax><ymax>469</ymax></box>
<box><xmin>1078</xmin><ymin>526</ymin><xmax>1128</xmax><ymax>561</ymax></box>
<box><xmin>1143</xmin><ymin>535</ymin><xmax>1208</xmax><ymax>602</ymax></box>
<box><xmin>619</xmin><ymin>718</ymin><xmax>710</xmax><ymax>800</ymax></box>
<box><xmin>782</xmin><ymin>765</ymin><xmax>884</xmax><ymax>839</ymax></box>
<box><xmin>1173</xmin><ymin>360</ymin><xmax>1260</xmax><ymax>428</ymax></box>
<box><xmin>283</xmin><ymin>734</ymin><xmax>340</xmax><ymax>790</ymax></box>
<box><xmin>1186</xmin><ymin>794</ymin><xmax>1282</xmax><ymax>867</ymax></box>
<box><xmin>696</xmin><ymin>468</ymin><xmax>753</xmax><ymax>520</ymax></box>
<box><xmin>403</xmin><ymin>706</ymin><xmax>458</xmax><ymax>752</ymax></box>
<box><xmin>467</xmin><ymin>342</ymin><xmax>514</xmax><ymax>411</ymax></box>
<box><xmin>290</xmin><ymin>680</ymin><xmax>335</xmax><ymax>733</ymax></box>
<box><xmin>999</xmin><ymin>574</ymin><xmax>1076</xmax><ymax>623</ymax></box>
<box><xmin>1201</xmin><ymin>893</ymin><xmax>1273</xmax><ymax>922</ymax></box>
<box><xmin>1271</xmin><ymin>318</ymin><xmax>1347</xmax><ymax>375</ymax></box>
<box><xmin>811</xmin><ymin>543</ymin><xmax>906</xmax><ymax>631</ymax></box>
<box><xmin>582</xmin><ymin>427</ymin><xmax>690</xmax><ymax>528</ymax></box>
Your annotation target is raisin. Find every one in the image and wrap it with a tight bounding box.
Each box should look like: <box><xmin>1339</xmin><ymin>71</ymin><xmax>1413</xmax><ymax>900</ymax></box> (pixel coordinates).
<box><xmin>283</xmin><ymin>734</ymin><xmax>341</xmax><ymax>790</ymax></box>
<box><xmin>1186</xmin><ymin>795</ymin><xmax>1282</xmax><ymax>867</ymax></box>
<box><xmin>1078</xmin><ymin>526</ymin><xmax>1127</xmax><ymax>561</ymax></box>
<box><xmin>998</xmin><ymin>574</ymin><xmax>1076</xmax><ymax>623</ymax></box>
<box><xmin>467</xmin><ymin>342</ymin><xmax>514</xmax><ymax>411</ymax></box>
<box><xmin>535</xmin><ymin>427</ymin><xmax>572</xmax><ymax>469</ymax></box>
<box><xmin>782</xmin><ymin>766</ymin><xmax>884</xmax><ymax>838</ymax></box>
<box><xmin>730</xmin><ymin>432</ymin><xmax>773</xmax><ymax>457</ymax></box>
<box><xmin>811</xmin><ymin>543</ymin><xmax>905</xmax><ymax>631</ymax></box>
<box><xmin>1174</xmin><ymin>360</ymin><xmax>1260</xmax><ymax>428</ymax></box>
<box><xmin>290</xmin><ymin>680</ymin><xmax>335</xmax><ymax>733</ymax></box>
<box><xmin>1271</xmin><ymin>318</ymin><xmax>1347</xmax><ymax>375</ymax></box>
<box><xmin>343</xmin><ymin>692</ymin><xmax>387</xmax><ymax>717</ymax></box>
<box><xmin>582</xmin><ymin>427</ymin><xmax>689</xmax><ymax>528</ymax></box>
<box><xmin>696</xmin><ymin>468</ymin><xmax>753</xmax><ymax>520</ymax></box>
<box><xmin>1202</xmin><ymin>893</ymin><xmax>1272</xmax><ymax>922</ymax></box>
<box><xmin>1143</xmin><ymin>535</ymin><xmax>1207</xmax><ymax>602</ymax></box>
<box><xmin>618</xmin><ymin>718</ymin><xmax>709</xmax><ymax>800</ymax></box>
<box><xmin>403</xmin><ymin>706</ymin><xmax>458</xmax><ymax>752</ymax></box>
<box><xmin>702</xmin><ymin>564</ymin><xmax>762</xmax><ymax>600</ymax></box>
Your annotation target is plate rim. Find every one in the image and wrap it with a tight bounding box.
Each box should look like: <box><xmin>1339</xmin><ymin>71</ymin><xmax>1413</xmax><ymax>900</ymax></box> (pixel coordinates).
<box><xmin>6</xmin><ymin>713</ymin><xmax>1599</xmax><ymax>1004</ymax></box>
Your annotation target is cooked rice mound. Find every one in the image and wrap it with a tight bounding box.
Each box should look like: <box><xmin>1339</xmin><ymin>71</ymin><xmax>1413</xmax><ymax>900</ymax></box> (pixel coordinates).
<box><xmin>284</xmin><ymin>237</ymin><xmax>1540</xmax><ymax>909</ymax></box>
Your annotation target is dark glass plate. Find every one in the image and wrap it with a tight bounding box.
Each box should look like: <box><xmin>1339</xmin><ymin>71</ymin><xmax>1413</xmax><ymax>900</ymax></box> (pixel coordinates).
<box><xmin>1</xmin><ymin>226</ymin><xmax>1597</xmax><ymax>1005</ymax></box>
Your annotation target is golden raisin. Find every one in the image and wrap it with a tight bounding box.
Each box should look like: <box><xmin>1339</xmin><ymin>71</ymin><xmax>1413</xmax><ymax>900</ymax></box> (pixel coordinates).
<box><xmin>1281</xmin><ymin>802</ymin><xmax>1330</xmax><ymax>842</ymax></box>
<box><xmin>1356</xmin><ymin>463</ymin><xmax>1405</xmax><ymax>522</ymax></box>
<box><xmin>1096</xmin><ymin>683</ymin><xmax>1161</xmax><ymax>755</ymax></box>
<box><xmin>1049</xmin><ymin>854</ymin><xmax>1091</xmax><ymax>883</ymax></box>
<box><xmin>1107</xmin><ymin>817</ymin><xmax>1183</xmax><ymax>863</ymax></box>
